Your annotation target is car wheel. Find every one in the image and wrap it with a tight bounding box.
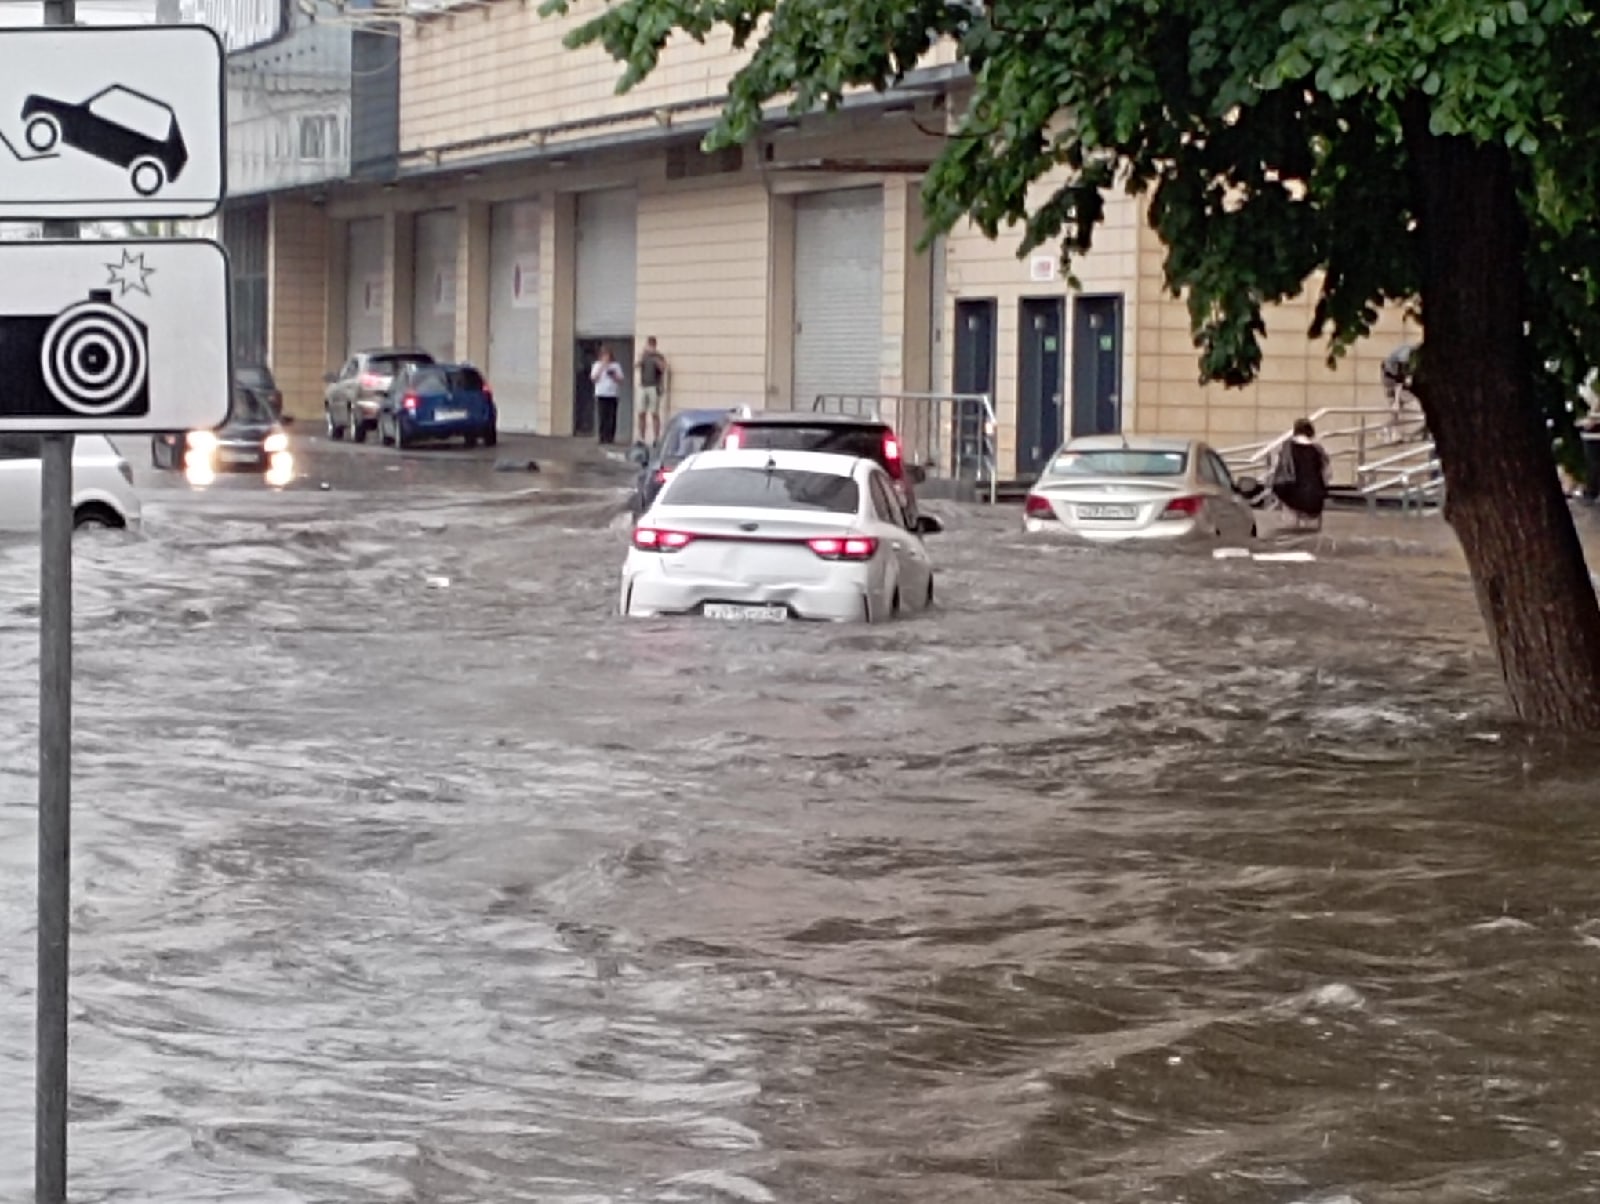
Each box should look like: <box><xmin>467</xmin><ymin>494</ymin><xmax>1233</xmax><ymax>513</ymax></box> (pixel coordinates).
<box><xmin>25</xmin><ymin>115</ymin><xmax>59</xmax><ymax>153</ymax></box>
<box><xmin>1249</xmin><ymin>522</ymin><xmax>1258</xmax><ymax>539</ymax></box>
<box><xmin>351</xmin><ymin>418</ymin><xmax>368</xmax><ymax>444</ymax></box>
<box><xmin>73</xmin><ymin>503</ymin><xmax>123</xmax><ymax>531</ymax></box>
<box><xmin>925</xmin><ymin>577</ymin><xmax>935</xmax><ymax>609</ymax></box>
<box><xmin>129</xmin><ymin>157</ymin><xmax>166</xmax><ymax>197</ymax></box>
<box><xmin>378</xmin><ymin>416</ymin><xmax>392</xmax><ymax>446</ymax></box>
<box><xmin>394</xmin><ymin>422</ymin><xmax>407</xmax><ymax>450</ymax></box>
<box><xmin>325</xmin><ymin>408</ymin><xmax>345</xmax><ymax>440</ymax></box>
<box><xmin>891</xmin><ymin>589</ymin><xmax>902</xmax><ymax>619</ymax></box>
<box><xmin>485</xmin><ymin>426</ymin><xmax>498</xmax><ymax>448</ymax></box>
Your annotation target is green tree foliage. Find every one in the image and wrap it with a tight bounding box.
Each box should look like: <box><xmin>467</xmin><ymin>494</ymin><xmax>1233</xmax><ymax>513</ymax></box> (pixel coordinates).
<box><xmin>544</xmin><ymin>0</ymin><xmax>1600</xmax><ymax>725</ymax></box>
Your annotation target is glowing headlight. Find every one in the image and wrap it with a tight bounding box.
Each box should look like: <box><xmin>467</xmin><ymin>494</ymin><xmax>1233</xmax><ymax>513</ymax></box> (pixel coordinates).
<box><xmin>187</xmin><ymin>429</ymin><xmax>219</xmax><ymax>453</ymax></box>
<box><xmin>263</xmin><ymin>431</ymin><xmax>289</xmax><ymax>455</ymax></box>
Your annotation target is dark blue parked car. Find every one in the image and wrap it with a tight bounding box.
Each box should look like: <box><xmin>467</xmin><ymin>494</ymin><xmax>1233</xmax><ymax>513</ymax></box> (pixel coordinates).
<box><xmin>629</xmin><ymin>407</ymin><xmax>735</xmax><ymax>519</ymax></box>
<box><xmin>379</xmin><ymin>362</ymin><xmax>497</xmax><ymax>449</ymax></box>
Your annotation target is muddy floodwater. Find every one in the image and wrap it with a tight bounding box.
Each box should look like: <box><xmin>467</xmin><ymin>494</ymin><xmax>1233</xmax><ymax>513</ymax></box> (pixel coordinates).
<box><xmin>4</xmin><ymin>443</ymin><xmax>1600</xmax><ymax>1203</ymax></box>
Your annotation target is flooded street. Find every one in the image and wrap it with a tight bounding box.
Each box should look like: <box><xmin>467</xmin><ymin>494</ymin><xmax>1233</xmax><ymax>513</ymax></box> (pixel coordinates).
<box><xmin>4</xmin><ymin>440</ymin><xmax>1600</xmax><ymax>1202</ymax></box>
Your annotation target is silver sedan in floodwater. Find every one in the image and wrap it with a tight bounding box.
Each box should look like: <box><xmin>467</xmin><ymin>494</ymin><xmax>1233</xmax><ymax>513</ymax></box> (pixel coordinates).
<box><xmin>1022</xmin><ymin>436</ymin><xmax>1260</xmax><ymax>544</ymax></box>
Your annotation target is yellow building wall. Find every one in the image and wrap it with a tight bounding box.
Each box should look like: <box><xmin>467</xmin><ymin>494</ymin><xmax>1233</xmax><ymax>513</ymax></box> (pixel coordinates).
<box><xmin>267</xmin><ymin>198</ymin><xmax>334</xmax><ymax>423</ymax></box>
<box><xmin>634</xmin><ymin>176</ymin><xmax>772</xmax><ymax>413</ymax></box>
<box><xmin>943</xmin><ymin>180</ymin><xmax>1144</xmax><ymax>474</ymax></box>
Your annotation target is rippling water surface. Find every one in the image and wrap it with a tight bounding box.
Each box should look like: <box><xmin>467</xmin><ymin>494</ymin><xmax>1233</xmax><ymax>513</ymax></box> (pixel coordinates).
<box><xmin>3</xmin><ymin>471</ymin><xmax>1600</xmax><ymax>1202</ymax></box>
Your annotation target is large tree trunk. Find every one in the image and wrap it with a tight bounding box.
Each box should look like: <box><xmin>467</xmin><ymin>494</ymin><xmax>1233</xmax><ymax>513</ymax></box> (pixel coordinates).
<box><xmin>1400</xmin><ymin>103</ymin><xmax>1600</xmax><ymax>728</ymax></box>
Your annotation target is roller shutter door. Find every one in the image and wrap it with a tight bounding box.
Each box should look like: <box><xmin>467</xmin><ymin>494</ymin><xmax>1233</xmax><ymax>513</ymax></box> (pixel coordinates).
<box><xmin>792</xmin><ymin>188</ymin><xmax>884</xmax><ymax>407</ymax></box>
<box><xmin>344</xmin><ymin>217</ymin><xmax>385</xmax><ymax>357</ymax></box>
<box><xmin>412</xmin><ymin>208</ymin><xmax>458</xmax><ymax>360</ymax></box>
<box><xmin>575</xmin><ymin>189</ymin><xmax>636</xmax><ymax>337</ymax></box>
<box><xmin>488</xmin><ymin>200</ymin><xmax>541</xmax><ymax>432</ymax></box>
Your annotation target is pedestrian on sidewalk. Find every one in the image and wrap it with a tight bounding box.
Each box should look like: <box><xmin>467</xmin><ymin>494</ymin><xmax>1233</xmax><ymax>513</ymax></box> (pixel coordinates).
<box><xmin>637</xmin><ymin>336</ymin><xmax>670</xmax><ymax>446</ymax></box>
<box><xmin>1268</xmin><ymin>418</ymin><xmax>1333</xmax><ymax>530</ymax></box>
<box><xmin>590</xmin><ymin>345</ymin><xmax>624</xmax><ymax>445</ymax></box>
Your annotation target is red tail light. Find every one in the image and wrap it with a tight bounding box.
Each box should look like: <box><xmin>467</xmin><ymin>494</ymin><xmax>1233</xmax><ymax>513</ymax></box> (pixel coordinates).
<box><xmin>724</xmin><ymin>428</ymin><xmax>743</xmax><ymax>450</ymax></box>
<box><xmin>1161</xmin><ymin>496</ymin><xmax>1204</xmax><ymax>519</ymax></box>
<box><xmin>402</xmin><ymin>393</ymin><xmax>419</xmax><ymax>411</ymax></box>
<box><xmin>633</xmin><ymin>527</ymin><xmax>695</xmax><ymax>552</ymax></box>
<box><xmin>360</xmin><ymin>372</ymin><xmax>384</xmax><ymax>391</ymax></box>
<box><xmin>807</xmin><ymin>535</ymin><xmax>878</xmax><ymax>561</ymax></box>
<box><xmin>1024</xmin><ymin>494</ymin><xmax>1057</xmax><ymax>519</ymax></box>
<box><xmin>653</xmin><ymin>467</ymin><xmax>673</xmax><ymax>484</ymax></box>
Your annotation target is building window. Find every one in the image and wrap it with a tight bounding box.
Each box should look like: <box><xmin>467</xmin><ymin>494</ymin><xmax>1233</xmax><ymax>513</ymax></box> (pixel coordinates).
<box><xmin>298</xmin><ymin>114</ymin><xmax>340</xmax><ymax>162</ymax></box>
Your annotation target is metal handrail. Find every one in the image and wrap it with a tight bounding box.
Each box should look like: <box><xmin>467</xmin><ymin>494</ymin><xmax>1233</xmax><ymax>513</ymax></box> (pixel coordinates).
<box><xmin>1218</xmin><ymin>406</ymin><xmax>1403</xmax><ymax>462</ymax></box>
<box><xmin>1360</xmin><ymin>457</ymin><xmax>1444</xmax><ymax>514</ymax></box>
<box><xmin>1357</xmin><ymin>442</ymin><xmax>1436</xmax><ymax>480</ymax></box>
<box><xmin>812</xmin><ymin>391</ymin><xmax>1000</xmax><ymax>505</ymax></box>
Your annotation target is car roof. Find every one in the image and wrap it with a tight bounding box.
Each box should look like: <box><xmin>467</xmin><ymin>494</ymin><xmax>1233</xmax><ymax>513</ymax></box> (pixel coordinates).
<box><xmin>358</xmin><ymin>347</ymin><xmax>432</xmax><ymax>359</ymax></box>
<box><xmin>727</xmin><ymin>410</ymin><xmax>890</xmax><ymax>428</ymax></box>
<box><xmin>679</xmin><ymin>448</ymin><xmax>867</xmax><ymax>476</ymax></box>
<box><xmin>672</xmin><ymin>408</ymin><xmax>737</xmax><ymax>425</ymax></box>
<box><xmin>1063</xmin><ymin>435</ymin><xmax>1197</xmax><ymax>453</ymax></box>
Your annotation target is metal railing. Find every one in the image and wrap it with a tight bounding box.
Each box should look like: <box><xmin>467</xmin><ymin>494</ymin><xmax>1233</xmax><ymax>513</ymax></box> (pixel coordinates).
<box><xmin>813</xmin><ymin>392</ymin><xmax>1000</xmax><ymax>505</ymax></box>
<box><xmin>1357</xmin><ymin>444</ymin><xmax>1444</xmax><ymax>514</ymax></box>
<box><xmin>1221</xmin><ymin>406</ymin><xmax>1428</xmax><ymax>489</ymax></box>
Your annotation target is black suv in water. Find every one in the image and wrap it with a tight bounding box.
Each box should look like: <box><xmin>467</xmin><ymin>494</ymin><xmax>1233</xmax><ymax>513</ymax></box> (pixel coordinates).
<box><xmin>700</xmin><ymin>410</ymin><xmax>925</xmax><ymax>519</ymax></box>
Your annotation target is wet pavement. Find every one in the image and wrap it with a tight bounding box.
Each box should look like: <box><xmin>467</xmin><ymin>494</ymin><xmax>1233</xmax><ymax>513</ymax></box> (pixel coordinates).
<box><xmin>4</xmin><ymin>439</ymin><xmax>1600</xmax><ymax>1202</ymax></box>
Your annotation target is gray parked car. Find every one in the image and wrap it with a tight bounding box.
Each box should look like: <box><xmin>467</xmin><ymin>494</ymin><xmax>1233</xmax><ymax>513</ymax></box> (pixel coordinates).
<box><xmin>323</xmin><ymin>347</ymin><xmax>434</xmax><ymax>442</ymax></box>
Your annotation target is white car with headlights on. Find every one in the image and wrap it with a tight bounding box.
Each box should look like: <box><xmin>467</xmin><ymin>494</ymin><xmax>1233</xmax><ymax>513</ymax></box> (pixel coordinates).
<box><xmin>1022</xmin><ymin>436</ymin><xmax>1259</xmax><ymax>545</ymax></box>
<box><xmin>621</xmin><ymin>448</ymin><xmax>944</xmax><ymax>623</ymax></box>
<box><xmin>0</xmin><ymin>433</ymin><xmax>141</xmax><ymax>532</ymax></box>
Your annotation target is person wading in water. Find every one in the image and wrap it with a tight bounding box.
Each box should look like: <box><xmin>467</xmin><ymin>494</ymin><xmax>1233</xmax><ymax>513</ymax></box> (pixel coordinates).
<box><xmin>1268</xmin><ymin>418</ymin><xmax>1333</xmax><ymax>531</ymax></box>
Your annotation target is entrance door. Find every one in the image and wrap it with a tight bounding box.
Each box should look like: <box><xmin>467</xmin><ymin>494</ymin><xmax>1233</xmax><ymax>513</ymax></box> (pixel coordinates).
<box><xmin>574</xmin><ymin>337</ymin><xmax>634</xmax><ymax>439</ymax></box>
<box><xmin>953</xmin><ymin>299</ymin><xmax>996</xmax><ymax>480</ymax></box>
<box><xmin>1072</xmin><ymin>295</ymin><xmax>1124</xmax><ymax>436</ymax></box>
<box><xmin>793</xmin><ymin>188</ymin><xmax>884</xmax><ymax>406</ymax></box>
<box><xmin>488</xmin><ymin>199</ymin><xmax>541</xmax><ymax>432</ymax></box>
<box><xmin>1017</xmin><ymin>298</ymin><xmax>1065</xmax><ymax>476</ymax></box>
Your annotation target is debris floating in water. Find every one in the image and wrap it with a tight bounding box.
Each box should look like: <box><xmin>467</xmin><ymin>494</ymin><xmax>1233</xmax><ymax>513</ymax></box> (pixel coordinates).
<box><xmin>425</xmin><ymin>575</ymin><xmax>450</xmax><ymax>589</ymax></box>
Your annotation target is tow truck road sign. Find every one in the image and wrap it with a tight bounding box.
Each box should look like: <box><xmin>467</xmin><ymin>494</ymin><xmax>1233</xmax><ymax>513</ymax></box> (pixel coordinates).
<box><xmin>0</xmin><ymin>239</ymin><xmax>230</xmax><ymax>433</ymax></box>
<box><xmin>0</xmin><ymin>25</ymin><xmax>224</xmax><ymax>220</ymax></box>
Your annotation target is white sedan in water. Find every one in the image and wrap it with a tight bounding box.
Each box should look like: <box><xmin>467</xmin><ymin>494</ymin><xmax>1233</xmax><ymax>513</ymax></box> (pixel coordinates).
<box><xmin>1022</xmin><ymin>435</ymin><xmax>1259</xmax><ymax>545</ymax></box>
<box><xmin>0</xmin><ymin>434</ymin><xmax>141</xmax><ymax>532</ymax></box>
<box><xmin>621</xmin><ymin>448</ymin><xmax>944</xmax><ymax>623</ymax></box>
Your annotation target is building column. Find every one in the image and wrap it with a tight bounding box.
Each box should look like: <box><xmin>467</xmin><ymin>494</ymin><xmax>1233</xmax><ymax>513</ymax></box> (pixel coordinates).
<box><xmin>266</xmin><ymin>196</ymin><xmax>333</xmax><ymax>424</ymax></box>
<box><xmin>457</xmin><ymin>200</ymin><xmax>491</xmax><ymax>369</ymax></box>
<box><xmin>765</xmin><ymin>191</ymin><xmax>795</xmax><ymax>405</ymax></box>
<box><xmin>541</xmin><ymin>189</ymin><xmax>577</xmax><ymax>434</ymax></box>
<box><xmin>384</xmin><ymin>210</ymin><xmax>415</xmax><ymax>347</ymax></box>
<box><xmin>324</xmin><ymin>218</ymin><xmax>348</xmax><ymax>377</ymax></box>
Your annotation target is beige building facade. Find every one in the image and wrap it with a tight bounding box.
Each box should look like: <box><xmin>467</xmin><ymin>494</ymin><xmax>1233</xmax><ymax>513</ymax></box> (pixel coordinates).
<box><xmin>244</xmin><ymin>1</ymin><xmax>1415</xmax><ymax>479</ymax></box>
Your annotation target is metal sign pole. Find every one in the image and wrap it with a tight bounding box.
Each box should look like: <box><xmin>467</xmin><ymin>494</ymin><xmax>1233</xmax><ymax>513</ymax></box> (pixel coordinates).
<box><xmin>36</xmin><ymin>8</ymin><xmax>76</xmax><ymax>1204</ymax></box>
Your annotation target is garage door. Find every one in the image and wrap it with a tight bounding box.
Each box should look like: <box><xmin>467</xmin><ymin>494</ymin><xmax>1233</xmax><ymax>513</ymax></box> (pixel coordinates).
<box><xmin>344</xmin><ymin>216</ymin><xmax>385</xmax><ymax>358</ymax></box>
<box><xmin>575</xmin><ymin>189</ymin><xmax>636</xmax><ymax>337</ymax></box>
<box><xmin>412</xmin><ymin>208</ymin><xmax>458</xmax><ymax>361</ymax></box>
<box><xmin>792</xmin><ymin>188</ymin><xmax>884</xmax><ymax>407</ymax></box>
<box><xmin>489</xmin><ymin>199</ymin><xmax>541</xmax><ymax>432</ymax></box>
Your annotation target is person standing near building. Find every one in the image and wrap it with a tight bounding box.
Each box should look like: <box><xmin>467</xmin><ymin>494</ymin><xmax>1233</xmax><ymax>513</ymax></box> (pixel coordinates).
<box><xmin>591</xmin><ymin>345</ymin><xmax>624</xmax><ymax>445</ymax></box>
<box><xmin>636</xmin><ymin>336</ymin><xmax>670</xmax><ymax>445</ymax></box>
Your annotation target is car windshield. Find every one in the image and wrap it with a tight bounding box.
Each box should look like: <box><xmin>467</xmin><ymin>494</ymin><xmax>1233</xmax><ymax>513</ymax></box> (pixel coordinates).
<box><xmin>731</xmin><ymin>424</ymin><xmax>890</xmax><ymax>462</ymax></box>
<box><xmin>1046</xmin><ymin>448</ymin><xmax>1189</xmax><ymax>478</ymax></box>
<box><xmin>662</xmin><ymin>467</ymin><xmax>860</xmax><ymax>513</ymax></box>
<box><xmin>228</xmin><ymin>389</ymin><xmax>274</xmax><ymax>425</ymax></box>
<box><xmin>665</xmin><ymin>422</ymin><xmax>719</xmax><ymax>459</ymax></box>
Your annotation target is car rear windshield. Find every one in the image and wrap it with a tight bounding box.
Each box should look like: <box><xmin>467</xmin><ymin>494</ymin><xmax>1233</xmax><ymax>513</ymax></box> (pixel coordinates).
<box><xmin>1046</xmin><ymin>449</ymin><xmax>1188</xmax><ymax>477</ymax></box>
<box><xmin>662</xmin><ymin>467</ymin><xmax>860</xmax><ymax>513</ymax></box>
<box><xmin>730</xmin><ymin>424</ymin><xmax>890</xmax><ymax>462</ymax></box>
<box><xmin>665</xmin><ymin>422</ymin><xmax>719</xmax><ymax>459</ymax></box>
<box><xmin>446</xmin><ymin>367</ymin><xmax>485</xmax><ymax>392</ymax></box>
<box><xmin>371</xmin><ymin>354</ymin><xmax>433</xmax><ymax>377</ymax></box>
<box><xmin>407</xmin><ymin>366</ymin><xmax>450</xmax><ymax>392</ymax></box>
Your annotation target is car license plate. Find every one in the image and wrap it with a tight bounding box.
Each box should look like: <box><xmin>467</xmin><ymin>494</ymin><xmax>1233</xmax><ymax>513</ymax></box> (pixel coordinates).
<box><xmin>434</xmin><ymin>408</ymin><xmax>467</xmax><ymax>421</ymax></box>
<box><xmin>221</xmin><ymin>450</ymin><xmax>256</xmax><ymax>464</ymax></box>
<box><xmin>1077</xmin><ymin>504</ymin><xmax>1137</xmax><ymax>520</ymax></box>
<box><xmin>703</xmin><ymin>603</ymin><xmax>788</xmax><ymax>623</ymax></box>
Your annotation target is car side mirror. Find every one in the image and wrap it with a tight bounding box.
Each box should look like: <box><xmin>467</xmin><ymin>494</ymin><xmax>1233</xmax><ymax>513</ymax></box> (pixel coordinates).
<box><xmin>907</xmin><ymin>464</ymin><xmax>928</xmax><ymax>485</ymax></box>
<box><xmin>914</xmin><ymin>514</ymin><xmax>944</xmax><ymax>536</ymax></box>
<box><xmin>1236</xmin><ymin>475</ymin><xmax>1261</xmax><ymax>496</ymax></box>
